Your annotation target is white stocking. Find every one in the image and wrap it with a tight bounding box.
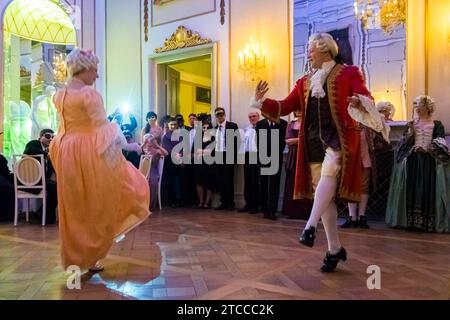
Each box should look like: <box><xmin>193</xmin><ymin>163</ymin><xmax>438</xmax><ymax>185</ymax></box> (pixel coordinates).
<box><xmin>321</xmin><ymin>201</ymin><xmax>342</xmax><ymax>254</ymax></box>
<box><xmin>305</xmin><ymin>175</ymin><xmax>338</xmax><ymax>229</ymax></box>
<box><xmin>347</xmin><ymin>202</ymin><xmax>358</xmax><ymax>220</ymax></box>
<box><xmin>358</xmin><ymin>194</ymin><xmax>369</xmax><ymax>216</ymax></box>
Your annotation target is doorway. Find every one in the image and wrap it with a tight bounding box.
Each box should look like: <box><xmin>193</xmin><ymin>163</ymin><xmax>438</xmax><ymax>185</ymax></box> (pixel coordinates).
<box><xmin>149</xmin><ymin>43</ymin><xmax>217</xmax><ymax>122</ymax></box>
<box><xmin>165</xmin><ymin>55</ymin><xmax>212</xmax><ymax>119</ymax></box>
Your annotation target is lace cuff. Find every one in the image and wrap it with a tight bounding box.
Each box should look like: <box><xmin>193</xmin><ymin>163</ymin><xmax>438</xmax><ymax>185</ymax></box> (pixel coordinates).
<box><xmin>430</xmin><ymin>137</ymin><xmax>450</xmax><ymax>163</ymax></box>
<box><xmin>103</xmin><ymin>123</ymin><xmax>127</xmax><ymax>169</ymax></box>
<box><xmin>249</xmin><ymin>96</ymin><xmax>266</xmax><ymax>109</ymax></box>
<box><xmin>348</xmin><ymin>94</ymin><xmax>390</xmax><ymax>142</ymax></box>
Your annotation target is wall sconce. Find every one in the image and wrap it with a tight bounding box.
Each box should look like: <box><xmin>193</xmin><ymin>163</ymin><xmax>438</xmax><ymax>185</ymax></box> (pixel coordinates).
<box><xmin>238</xmin><ymin>36</ymin><xmax>267</xmax><ymax>82</ymax></box>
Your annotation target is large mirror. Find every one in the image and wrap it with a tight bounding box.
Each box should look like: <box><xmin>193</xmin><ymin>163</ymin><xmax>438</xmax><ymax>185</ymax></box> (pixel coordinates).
<box><xmin>293</xmin><ymin>0</ymin><xmax>407</xmax><ymax>120</ymax></box>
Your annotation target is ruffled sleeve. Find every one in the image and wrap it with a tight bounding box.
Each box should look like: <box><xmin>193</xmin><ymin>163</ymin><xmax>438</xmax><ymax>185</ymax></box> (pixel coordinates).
<box><xmin>345</xmin><ymin>67</ymin><xmax>390</xmax><ymax>142</ymax></box>
<box><xmin>347</xmin><ymin>94</ymin><xmax>391</xmax><ymax>142</ymax></box>
<box><xmin>83</xmin><ymin>87</ymin><xmax>126</xmax><ymax>167</ymax></box>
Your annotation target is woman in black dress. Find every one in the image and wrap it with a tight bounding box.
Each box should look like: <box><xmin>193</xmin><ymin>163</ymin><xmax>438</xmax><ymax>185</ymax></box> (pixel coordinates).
<box><xmin>194</xmin><ymin>117</ymin><xmax>215</xmax><ymax>208</ymax></box>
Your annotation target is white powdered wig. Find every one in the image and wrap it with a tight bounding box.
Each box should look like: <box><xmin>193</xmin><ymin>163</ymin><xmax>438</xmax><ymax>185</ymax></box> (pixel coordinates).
<box><xmin>66</xmin><ymin>48</ymin><xmax>99</xmax><ymax>77</ymax></box>
<box><xmin>413</xmin><ymin>95</ymin><xmax>436</xmax><ymax>114</ymax></box>
<box><xmin>376</xmin><ymin>101</ymin><xmax>396</xmax><ymax>118</ymax></box>
<box><xmin>308</xmin><ymin>33</ymin><xmax>339</xmax><ymax>58</ymax></box>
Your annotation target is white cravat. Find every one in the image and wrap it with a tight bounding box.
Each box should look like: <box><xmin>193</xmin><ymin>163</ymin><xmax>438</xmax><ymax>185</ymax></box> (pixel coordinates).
<box><xmin>216</xmin><ymin>123</ymin><xmax>226</xmax><ymax>152</ymax></box>
<box><xmin>244</xmin><ymin>125</ymin><xmax>257</xmax><ymax>153</ymax></box>
<box><xmin>189</xmin><ymin>129</ymin><xmax>196</xmax><ymax>148</ymax></box>
<box><xmin>310</xmin><ymin>60</ymin><xmax>336</xmax><ymax>99</ymax></box>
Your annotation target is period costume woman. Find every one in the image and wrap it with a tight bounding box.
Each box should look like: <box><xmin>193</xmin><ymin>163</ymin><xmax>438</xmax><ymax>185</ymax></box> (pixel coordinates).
<box><xmin>50</xmin><ymin>49</ymin><xmax>150</xmax><ymax>272</ymax></box>
<box><xmin>386</xmin><ymin>95</ymin><xmax>449</xmax><ymax>233</ymax></box>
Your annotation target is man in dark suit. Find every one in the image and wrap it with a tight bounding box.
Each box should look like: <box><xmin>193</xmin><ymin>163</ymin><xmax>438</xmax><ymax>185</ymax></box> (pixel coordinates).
<box><xmin>176</xmin><ymin>113</ymin><xmax>196</xmax><ymax>207</ymax></box>
<box><xmin>256</xmin><ymin>117</ymin><xmax>287</xmax><ymax>220</ymax></box>
<box><xmin>214</xmin><ymin>107</ymin><xmax>239</xmax><ymax>210</ymax></box>
<box><xmin>238</xmin><ymin>111</ymin><xmax>261</xmax><ymax>214</ymax></box>
<box><xmin>0</xmin><ymin>154</ymin><xmax>14</xmax><ymax>222</ymax></box>
<box><xmin>23</xmin><ymin>128</ymin><xmax>57</xmax><ymax>224</ymax></box>
<box><xmin>176</xmin><ymin>114</ymin><xmax>191</xmax><ymax>131</ymax></box>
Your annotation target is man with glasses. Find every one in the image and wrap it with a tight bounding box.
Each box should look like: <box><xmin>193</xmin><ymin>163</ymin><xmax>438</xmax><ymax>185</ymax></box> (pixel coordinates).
<box><xmin>238</xmin><ymin>111</ymin><xmax>261</xmax><ymax>214</ymax></box>
<box><xmin>214</xmin><ymin>107</ymin><xmax>239</xmax><ymax>211</ymax></box>
<box><xmin>188</xmin><ymin>113</ymin><xmax>197</xmax><ymax>130</ymax></box>
<box><xmin>176</xmin><ymin>114</ymin><xmax>190</xmax><ymax>131</ymax></box>
<box><xmin>182</xmin><ymin>113</ymin><xmax>198</xmax><ymax>207</ymax></box>
<box><xmin>256</xmin><ymin>114</ymin><xmax>287</xmax><ymax>221</ymax></box>
<box><xmin>23</xmin><ymin>129</ymin><xmax>58</xmax><ymax>224</ymax></box>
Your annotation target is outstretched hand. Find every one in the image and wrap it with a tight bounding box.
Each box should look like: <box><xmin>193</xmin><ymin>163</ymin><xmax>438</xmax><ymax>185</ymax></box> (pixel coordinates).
<box><xmin>347</xmin><ymin>95</ymin><xmax>366</xmax><ymax>112</ymax></box>
<box><xmin>255</xmin><ymin>80</ymin><xmax>269</xmax><ymax>101</ymax></box>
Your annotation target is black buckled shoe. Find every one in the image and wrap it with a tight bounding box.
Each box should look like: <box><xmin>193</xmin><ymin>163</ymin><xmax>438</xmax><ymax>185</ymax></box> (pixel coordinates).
<box><xmin>320</xmin><ymin>247</ymin><xmax>347</xmax><ymax>272</ymax></box>
<box><xmin>340</xmin><ymin>217</ymin><xmax>357</xmax><ymax>228</ymax></box>
<box><xmin>359</xmin><ymin>216</ymin><xmax>370</xmax><ymax>229</ymax></box>
<box><xmin>299</xmin><ymin>226</ymin><xmax>316</xmax><ymax>247</ymax></box>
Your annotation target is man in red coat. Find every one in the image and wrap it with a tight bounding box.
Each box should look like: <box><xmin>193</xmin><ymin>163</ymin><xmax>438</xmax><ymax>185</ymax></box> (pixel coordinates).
<box><xmin>251</xmin><ymin>33</ymin><xmax>382</xmax><ymax>272</ymax></box>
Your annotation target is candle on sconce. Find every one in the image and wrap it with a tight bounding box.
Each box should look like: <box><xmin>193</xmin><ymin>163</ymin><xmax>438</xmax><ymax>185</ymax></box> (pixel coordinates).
<box><xmin>237</xmin><ymin>36</ymin><xmax>268</xmax><ymax>80</ymax></box>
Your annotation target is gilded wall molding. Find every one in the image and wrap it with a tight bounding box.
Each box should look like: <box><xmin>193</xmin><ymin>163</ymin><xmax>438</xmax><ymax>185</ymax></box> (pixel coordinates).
<box><xmin>144</xmin><ymin>0</ymin><xmax>149</xmax><ymax>42</ymax></box>
<box><xmin>154</xmin><ymin>26</ymin><xmax>212</xmax><ymax>53</ymax></box>
<box><xmin>220</xmin><ymin>0</ymin><xmax>225</xmax><ymax>25</ymax></box>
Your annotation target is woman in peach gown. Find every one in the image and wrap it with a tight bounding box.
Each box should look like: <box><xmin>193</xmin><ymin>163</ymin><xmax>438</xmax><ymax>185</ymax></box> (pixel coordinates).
<box><xmin>50</xmin><ymin>49</ymin><xmax>150</xmax><ymax>272</ymax></box>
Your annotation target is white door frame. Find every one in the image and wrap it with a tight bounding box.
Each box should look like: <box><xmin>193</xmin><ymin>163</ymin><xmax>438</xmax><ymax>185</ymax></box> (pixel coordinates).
<box><xmin>148</xmin><ymin>42</ymin><xmax>218</xmax><ymax>118</ymax></box>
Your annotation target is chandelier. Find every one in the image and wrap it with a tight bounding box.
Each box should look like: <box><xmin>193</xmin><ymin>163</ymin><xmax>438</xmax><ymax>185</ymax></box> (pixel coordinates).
<box><xmin>354</xmin><ymin>0</ymin><xmax>406</xmax><ymax>35</ymax></box>
<box><xmin>238</xmin><ymin>37</ymin><xmax>267</xmax><ymax>82</ymax></box>
<box><xmin>53</xmin><ymin>53</ymin><xmax>67</xmax><ymax>85</ymax></box>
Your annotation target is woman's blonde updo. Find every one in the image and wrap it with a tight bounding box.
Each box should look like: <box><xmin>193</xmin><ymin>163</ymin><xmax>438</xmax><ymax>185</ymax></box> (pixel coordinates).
<box><xmin>413</xmin><ymin>95</ymin><xmax>436</xmax><ymax>115</ymax></box>
<box><xmin>66</xmin><ymin>48</ymin><xmax>99</xmax><ymax>78</ymax></box>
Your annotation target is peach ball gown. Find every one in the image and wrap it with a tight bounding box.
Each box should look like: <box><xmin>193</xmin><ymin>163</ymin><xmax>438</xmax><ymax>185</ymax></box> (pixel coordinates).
<box><xmin>50</xmin><ymin>86</ymin><xmax>150</xmax><ymax>270</ymax></box>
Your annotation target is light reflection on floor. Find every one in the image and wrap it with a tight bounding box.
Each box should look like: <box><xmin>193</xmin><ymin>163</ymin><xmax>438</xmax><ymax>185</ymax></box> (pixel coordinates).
<box><xmin>1</xmin><ymin>208</ymin><xmax>450</xmax><ymax>299</ymax></box>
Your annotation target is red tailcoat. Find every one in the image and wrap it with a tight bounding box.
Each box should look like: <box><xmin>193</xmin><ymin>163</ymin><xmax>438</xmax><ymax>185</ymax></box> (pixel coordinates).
<box><xmin>261</xmin><ymin>64</ymin><xmax>373</xmax><ymax>202</ymax></box>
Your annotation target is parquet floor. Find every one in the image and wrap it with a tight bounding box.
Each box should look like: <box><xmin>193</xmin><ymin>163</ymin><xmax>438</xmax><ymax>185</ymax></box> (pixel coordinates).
<box><xmin>0</xmin><ymin>208</ymin><xmax>449</xmax><ymax>300</ymax></box>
